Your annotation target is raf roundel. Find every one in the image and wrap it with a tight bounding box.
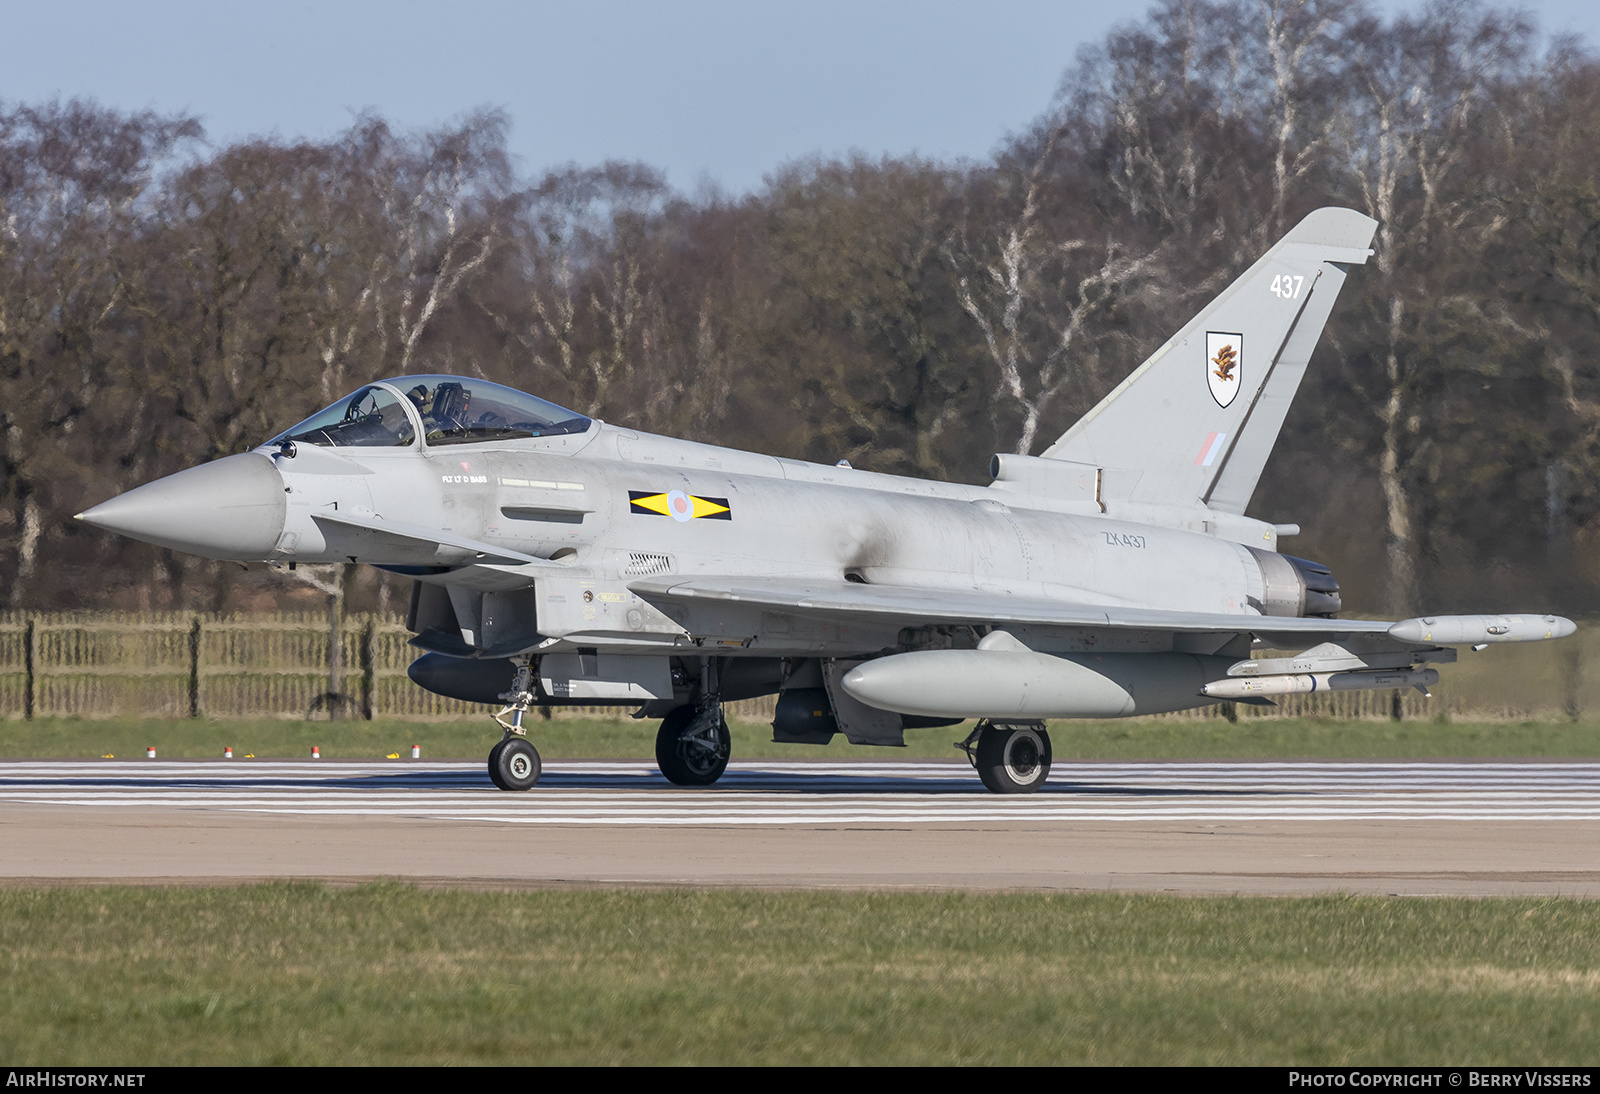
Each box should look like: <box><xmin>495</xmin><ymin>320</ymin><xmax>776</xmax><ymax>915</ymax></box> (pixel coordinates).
<box><xmin>628</xmin><ymin>490</ymin><xmax>733</xmax><ymax>520</ymax></box>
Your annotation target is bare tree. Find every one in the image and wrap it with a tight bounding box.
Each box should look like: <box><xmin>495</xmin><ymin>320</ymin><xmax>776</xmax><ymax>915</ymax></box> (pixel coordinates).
<box><xmin>1331</xmin><ymin>2</ymin><xmax>1535</xmax><ymax>612</ymax></box>
<box><xmin>1488</xmin><ymin>48</ymin><xmax>1600</xmax><ymax>589</ymax></box>
<box><xmin>0</xmin><ymin>100</ymin><xmax>197</xmax><ymax>606</ymax></box>
<box><xmin>945</xmin><ymin>129</ymin><xmax>1167</xmax><ymax>456</ymax></box>
<box><xmin>480</xmin><ymin>163</ymin><xmax>672</xmax><ymax>417</ymax></box>
<box><xmin>1241</xmin><ymin>0</ymin><xmax>1364</xmax><ymax>242</ymax></box>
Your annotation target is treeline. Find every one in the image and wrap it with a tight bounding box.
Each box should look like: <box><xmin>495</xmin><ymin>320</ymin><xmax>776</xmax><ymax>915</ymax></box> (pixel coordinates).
<box><xmin>5</xmin><ymin>0</ymin><xmax>1600</xmax><ymax>618</ymax></box>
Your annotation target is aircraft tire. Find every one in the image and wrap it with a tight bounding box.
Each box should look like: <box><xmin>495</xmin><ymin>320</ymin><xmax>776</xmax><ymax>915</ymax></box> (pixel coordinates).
<box><xmin>655</xmin><ymin>705</ymin><xmax>731</xmax><ymax>786</ymax></box>
<box><xmin>486</xmin><ymin>738</ymin><xmax>510</xmax><ymax>791</ymax></box>
<box><xmin>491</xmin><ymin>736</ymin><xmax>542</xmax><ymax>791</ymax></box>
<box><xmin>974</xmin><ymin>722</ymin><xmax>1052</xmax><ymax>794</ymax></box>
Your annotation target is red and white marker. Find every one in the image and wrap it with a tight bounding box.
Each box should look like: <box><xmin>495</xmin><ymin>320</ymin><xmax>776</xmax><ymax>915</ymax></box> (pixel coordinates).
<box><xmin>146</xmin><ymin>746</ymin><xmax>155</xmax><ymax>759</ymax></box>
<box><xmin>224</xmin><ymin>746</ymin><xmax>233</xmax><ymax>759</ymax></box>
<box><xmin>311</xmin><ymin>745</ymin><xmax>321</xmax><ymax>759</ymax></box>
<box><xmin>411</xmin><ymin>745</ymin><xmax>420</xmax><ymax>759</ymax></box>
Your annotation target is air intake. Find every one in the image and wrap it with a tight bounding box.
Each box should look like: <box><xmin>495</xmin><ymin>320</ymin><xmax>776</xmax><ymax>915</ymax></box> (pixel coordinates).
<box><xmin>625</xmin><ymin>552</ymin><xmax>673</xmax><ymax>576</ymax></box>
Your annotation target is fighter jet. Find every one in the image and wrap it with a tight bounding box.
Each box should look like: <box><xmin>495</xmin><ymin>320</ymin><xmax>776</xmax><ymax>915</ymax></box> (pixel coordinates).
<box><xmin>77</xmin><ymin>207</ymin><xmax>1574</xmax><ymax>793</ymax></box>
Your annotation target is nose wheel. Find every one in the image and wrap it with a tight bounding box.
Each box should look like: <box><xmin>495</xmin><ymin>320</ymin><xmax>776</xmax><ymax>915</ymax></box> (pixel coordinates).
<box><xmin>488</xmin><ymin>735</ymin><xmax>542</xmax><ymax>791</ymax></box>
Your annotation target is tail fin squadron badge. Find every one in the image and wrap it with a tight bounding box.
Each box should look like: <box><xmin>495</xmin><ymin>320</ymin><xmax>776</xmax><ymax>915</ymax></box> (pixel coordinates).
<box><xmin>630</xmin><ymin>490</ymin><xmax>732</xmax><ymax>522</ymax></box>
<box><xmin>1206</xmin><ymin>332</ymin><xmax>1242</xmax><ymax>408</ymax></box>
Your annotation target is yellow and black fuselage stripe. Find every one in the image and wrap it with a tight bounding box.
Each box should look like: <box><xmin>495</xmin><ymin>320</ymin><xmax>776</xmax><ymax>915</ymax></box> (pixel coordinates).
<box><xmin>629</xmin><ymin>490</ymin><xmax>733</xmax><ymax>521</ymax></box>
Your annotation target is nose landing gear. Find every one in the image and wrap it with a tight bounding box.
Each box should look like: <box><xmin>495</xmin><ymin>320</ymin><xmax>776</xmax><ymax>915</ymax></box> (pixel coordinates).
<box><xmin>487</xmin><ymin>656</ymin><xmax>542</xmax><ymax>792</ymax></box>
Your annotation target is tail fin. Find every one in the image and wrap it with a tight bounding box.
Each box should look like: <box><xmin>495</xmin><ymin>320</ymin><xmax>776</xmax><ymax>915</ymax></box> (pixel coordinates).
<box><xmin>1039</xmin><ymin>207</ymin><xmax>1376</xmax><ymax>514</ymax></box>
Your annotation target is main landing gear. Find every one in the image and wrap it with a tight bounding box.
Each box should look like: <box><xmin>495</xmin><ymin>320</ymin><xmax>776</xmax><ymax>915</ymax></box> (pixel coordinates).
<box><xmin>483</xmin><ymin>655</ymin><xmax>732</xmax><ymax>792</ymax></box>
<box><xmin>958</xmin><ymin>719</ymin><xmax>1053</xmax><ymax>794</ymax></box>
<box><xmin>655</xmin><ymin>700</ymin><xmax>730</xmax><ymax>786</ymax></box>
<box><xmin>487</xmin><ymin>656</ymin><xmax>542</xmax><ymax>792</ymax></box>
<box><xmin>654</xmin><ymin>657</ymin><xmax>730</xmax><ymax>787</ymax></box>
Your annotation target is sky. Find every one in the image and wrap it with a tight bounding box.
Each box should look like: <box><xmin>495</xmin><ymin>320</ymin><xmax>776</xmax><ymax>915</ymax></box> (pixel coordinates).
<box><xmin>5</xmin><ymin>0</ymin><xmax>1598</xmax><ymax>196</ymax></box>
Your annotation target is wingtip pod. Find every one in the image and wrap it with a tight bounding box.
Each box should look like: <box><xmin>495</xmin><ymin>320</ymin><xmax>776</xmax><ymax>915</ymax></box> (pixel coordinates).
<box><xmin>1282</xmin><ymin>207</ymin><xmax>1378</xmax><ymax>264</ymax></box>
<box><xmin>1387</xmin><ymin>614</ymin><xmax>1577</xmax><ymax>645</ymax></box>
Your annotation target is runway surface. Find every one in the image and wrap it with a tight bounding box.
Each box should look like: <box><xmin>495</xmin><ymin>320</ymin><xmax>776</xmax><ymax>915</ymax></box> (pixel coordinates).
<box><xmin>2</xmin><ymin>759</ymin><xmax>1598</xmax><ymax>895</ymax></box>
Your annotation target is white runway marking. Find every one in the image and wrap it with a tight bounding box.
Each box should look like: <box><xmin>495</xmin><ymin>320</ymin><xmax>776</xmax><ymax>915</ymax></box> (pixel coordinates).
<box><xmin>3</xmin><ymin>760</ymin><xmax>1600</xmax><ymax>825</ymax></box>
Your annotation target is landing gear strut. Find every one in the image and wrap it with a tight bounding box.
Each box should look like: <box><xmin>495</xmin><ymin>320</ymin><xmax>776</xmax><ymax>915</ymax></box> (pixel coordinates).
<box><xmin>655</xmin><ymin>657</ymin><xmax>730</xmax><ymax>787</ymax></box>
<box><xmin>487</xmin><ymin>656</ymin><xmax>542</xmax><ymax>792</ymax></box>
<box><xmin>958</xmin><ymin>720</ymin><xmax>1052</xmax><ymax>794</ymax></box>
<box><xmin>655</xmin><ymin>701</ymin><xmax>730</xmax><ymax>786</ymax></box>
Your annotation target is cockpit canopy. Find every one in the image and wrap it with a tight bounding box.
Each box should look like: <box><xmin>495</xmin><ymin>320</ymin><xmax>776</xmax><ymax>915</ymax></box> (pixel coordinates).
<box><xmin>272</xmin><ymin>375</ymin><xmax>592</xmax><ymax>449</ymax></box>
<box><xmin>278</xmin><ymin>384</ymin><xmax>416</xmax><ymax>447</ymax></box>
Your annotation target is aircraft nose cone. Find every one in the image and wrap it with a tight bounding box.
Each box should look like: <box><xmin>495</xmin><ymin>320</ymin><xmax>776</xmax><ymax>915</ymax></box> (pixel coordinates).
<box><xmin>77</xmin><ymin>452</ymin><xmax>287</xmax><ymax>560</ymax></box>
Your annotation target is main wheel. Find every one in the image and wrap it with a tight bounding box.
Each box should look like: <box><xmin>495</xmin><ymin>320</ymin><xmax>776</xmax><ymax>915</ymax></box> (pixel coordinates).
<box><xmin>490</xmin><ymin>736</ymin><xmax>542</xmax><ymax>791</ymax></box>
<box><xmin>974</xmin><ymin>723</ymin><xmax>1052</xmax><ymax>794</ymax></box>
<box><xmin>655</xmin><ymin>705</ymin><xmax>731</xmax><ymax>786</ymax></box>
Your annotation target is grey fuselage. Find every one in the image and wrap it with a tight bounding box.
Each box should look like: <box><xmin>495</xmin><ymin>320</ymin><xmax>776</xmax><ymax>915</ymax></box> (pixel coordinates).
<box><xmin>267</xmin><ymin>416</ymin><xmax>1290</xmax><ymax>660</ymax></box>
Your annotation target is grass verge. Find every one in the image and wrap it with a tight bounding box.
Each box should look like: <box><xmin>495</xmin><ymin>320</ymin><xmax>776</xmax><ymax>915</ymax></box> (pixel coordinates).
<box><xmin>1</xmin><ymin>884</ymin><xmax>1596</xmax><ymax>1065</ymax></box>
<box><xmin>4</xmin><ymin>714</ymin><xmax>1600</xmax><ymax>761</ymax></box>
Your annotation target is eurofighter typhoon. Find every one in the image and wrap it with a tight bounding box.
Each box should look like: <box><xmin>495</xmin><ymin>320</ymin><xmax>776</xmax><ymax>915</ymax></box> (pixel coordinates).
<box><xmin>77</xmin><ymin>208</ymin><xmax>1574</xmax><ymax>793</ymax></box>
